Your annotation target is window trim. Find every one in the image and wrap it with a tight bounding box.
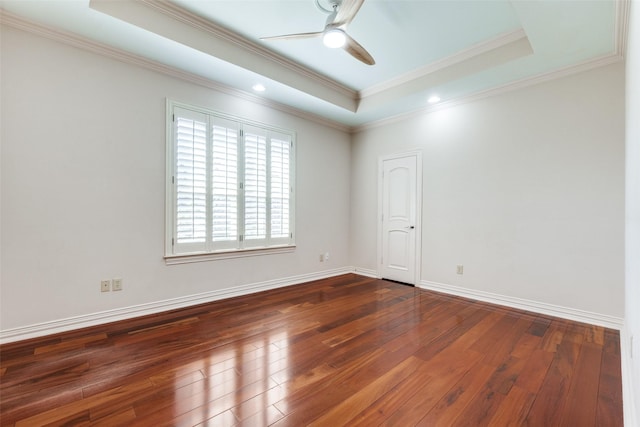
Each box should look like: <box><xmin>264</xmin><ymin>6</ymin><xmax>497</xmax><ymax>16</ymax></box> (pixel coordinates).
<box><xmin>164</xmin><ymin>245</ymin><xmax>296</xmax><ymax>265</ymax></box>
<box><xmin>164</xmin><ymin>99</ymin><xmax>296</xmax><ymax>262</ymax></box>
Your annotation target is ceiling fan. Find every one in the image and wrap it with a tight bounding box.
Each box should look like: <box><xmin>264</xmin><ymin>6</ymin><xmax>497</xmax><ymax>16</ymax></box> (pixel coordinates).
<box><xmin>260</xmin><ymin>0</ymin><xmax>375</xmax><ymax>66</ymax></box>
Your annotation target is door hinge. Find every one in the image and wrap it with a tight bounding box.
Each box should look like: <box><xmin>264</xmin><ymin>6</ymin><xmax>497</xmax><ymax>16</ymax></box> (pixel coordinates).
<box><xmin>172</xmin><ymin>114</ymin><xmax>175</xmax><ymax>122</ymax></box>
<box><xmin>172</xmin><ymin>175</ymin><xmax>175</xmax><ymax>184</ymax></box>
<box><xmin>240</xmin><ymin>235</ymin><xmax>244</xmax><ymax>242</ymax></box>
<box><xmin>172</xmin><ymin>238</ymin><xmax>175</xmax><ymax>247</ymax></box>
<box><xmin>290</xmin><ymin>232</ymin><xmax>293</xmax><ymax>239</ymax></box>
<box><xmin>240</xmin><ymin>182</ymin><xmax>244</xmax><ymax>189</ymax></box>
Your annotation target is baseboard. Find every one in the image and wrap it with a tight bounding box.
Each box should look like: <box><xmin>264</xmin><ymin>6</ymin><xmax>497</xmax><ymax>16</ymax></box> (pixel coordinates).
<box><xmin>2</xmin><ymin>270</ymin><xmax>625</xmax><ymax>342</ymax></box>
<box><xmin>0</xmin><ymin>267</ymin><xmax>354</xmax><ymax>344</ymax></box>
<box><xmin>620</xmin><ymin>327</ymin><xmax>638</xmax><ymax>427</ymax></box>
<box><xmin>419</xmin><ymin>280</ymin><xmax>624</xmax><ymax>330</ymax></box>
<box><xmin>353</xmin><ymin>266</ymin><xmax>379</xmax><ymax>278</ymax></box>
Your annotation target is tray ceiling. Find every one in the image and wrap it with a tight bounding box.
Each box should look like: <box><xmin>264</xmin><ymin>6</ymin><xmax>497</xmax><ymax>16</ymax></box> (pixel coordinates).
<box><xmin>0</xmin><ymin>0</ymin><xmax>625</xmax><ymax>128</ymax></box>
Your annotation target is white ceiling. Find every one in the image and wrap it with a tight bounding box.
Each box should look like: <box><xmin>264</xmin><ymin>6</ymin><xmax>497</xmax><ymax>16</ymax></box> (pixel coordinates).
<box><xmin>0</xmin><ymin>0</ymin><xmax>625</xmax><ymax>128</ymax></box>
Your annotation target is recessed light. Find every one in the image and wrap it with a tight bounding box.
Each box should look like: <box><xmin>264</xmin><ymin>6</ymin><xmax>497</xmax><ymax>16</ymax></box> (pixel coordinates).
<box><xmin>428</xmin><ymin>95</ymin><xmax>441</xmax><ymax>104</ymax></box>
<box><xmin>252</xmin><ymin>83</ymin><xmax>266</xmax><ymax>92</ymax></box>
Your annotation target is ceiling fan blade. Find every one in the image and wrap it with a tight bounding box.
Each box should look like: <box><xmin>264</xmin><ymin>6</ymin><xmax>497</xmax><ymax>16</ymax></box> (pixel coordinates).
<box><xmin>260</xmin><ymin>31</ymin><xmax>322</xmax><ymax>41</ymax></box>
<box><xmin>343</xmin><ymin>34</ymin><xmax>375</xmax><ymax>65</ymax></box>
<box><xmin>334</xmin><ymin>0</ymin><xmax>365</xmax><ymax>27</ymax></box>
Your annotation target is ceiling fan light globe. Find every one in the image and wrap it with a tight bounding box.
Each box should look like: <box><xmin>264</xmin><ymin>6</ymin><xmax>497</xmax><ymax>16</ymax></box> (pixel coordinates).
<box><xmin>323</xmin><ymin>29</ymin><xmax>346</xmax><ymax>48</ymax></box>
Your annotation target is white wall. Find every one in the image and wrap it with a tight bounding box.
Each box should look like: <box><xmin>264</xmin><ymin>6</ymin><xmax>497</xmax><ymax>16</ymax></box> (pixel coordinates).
<box><xmin>0</xmin><ymin>27</ymin><xmax>352</xmax><ymax>333</ymax></box>
<box><xmin>351</xmin><ymin>63</ymin><xmax>625</xmax><ymax>319</ymax></box>
<box><xmin>625</xmin><ymin>1</ymin><xmax>640</xmax><ymax>424</ymax></box>
<box><xmin>0</xmin><ymin>15</ymin><xmax>628</xmax><ymax>345</ymax></box>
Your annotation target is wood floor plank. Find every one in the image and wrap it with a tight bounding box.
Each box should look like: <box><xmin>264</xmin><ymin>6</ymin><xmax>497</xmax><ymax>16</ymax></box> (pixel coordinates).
<box><xmin>13</xmin><ymin>379</ymin><xmax>155</xmax><ymax>426</ymax></box>
<box><xmin>348</xmin><ymin>370</ymin><xmax>435</xmax><ymax>426</ymax></box>
<box><xmin>271</xmin><ymin>347</ymin><xmax>400</xmax><ymax>425</ymax></box>
<box><xmin>596</xmin><ymin>329</ymin><xmax>624</xmax><ymax>426</ymax></box>
<box><xmin>448</xmin><ymin>355</ymin><xmax>528</xmax><ymax>425</ymax></box>
<box><xmin>89</xmin><ymin>407</ymin><xmax>137</xmax><ymax>426</ymax></box>
<box><xmin>527</xmin><ymin>316</ymin><xmax>552</xmax><ymax>337</ymax></box>
<box><xmin>584</xmin><ymin>325</ymin><xmax>605</xmax><ymax>345</ymax></box>
<box><xmin>558</xmin><ymin>341</ymin><xmax>603</xmax><ymax>427</ymax></box>
<box><xmin>415</xmin><ymin>362</ymin><xmax>496</xmax><ymax>426</ymax></box>
<box><xmin>540</xmin><ymin>321</ymin><xmax>567</xmax><ymax>353</ymax></box>
<box><xmin>510</xmin><ymin>330</ymin><xmax>542</xmax><ymax>359</ymax></box>
<box><xmin>33</xmin><ymin>333</ymin><xmax>108</xmax><ymax>355</ymax></box>
<box><xmin>487</xmin><ymin>385</ymin><xmax>536</xmax><ymax>426</ymax></box>
<box><xmin>413</xmin><ymin>305</ymin><xmax>491</xmax><ymax>361</ymax></box>
<box><xmin>234</xmin><ymin>404</ymin><xmax>284</xmax><ymax>427</ymax></box>
<box><xmin>479</xmin><ymin>317</ymin><xmax>533</xmax><ymax>367</ymax></box>
<box><xmin>308</xmin><ymin>356</ymin><xmax>423</xmax><ymax>426</ymax></box>
<box><xmin>203</xmin><ymin>409</ymin><xmax>238</xmax><ymax>427</ymax></box>
<box><xmin>379</xmin><ymin>349</ymin><xmax>484</xmax><ymax>425</ymax></box>
<box><xmin>514</xmin><ymin>349</ymin><xmax>554</xmax><ymax>393</ymax></box>
<box><xmin>0</xmin><ymin>274</ymin><xmax>623</xmax><ymax>426</ymax></box>
<box><xmin>525</xmin><ymin>332</ymin><xmax>582</xmax><ymax>425</ymax></box>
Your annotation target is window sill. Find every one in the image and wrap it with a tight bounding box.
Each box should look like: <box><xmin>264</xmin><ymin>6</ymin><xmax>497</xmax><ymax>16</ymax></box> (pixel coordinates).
<box><xmin>164</xmin><ymin>245</ymin><xmax>296</xmax><ymax>265</ymax></box>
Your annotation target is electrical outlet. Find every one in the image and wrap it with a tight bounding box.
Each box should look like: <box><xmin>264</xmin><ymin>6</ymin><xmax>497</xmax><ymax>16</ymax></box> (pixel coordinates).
<box><xmin>112</xmin><ymin>278</ymin><xmax>123</xmax><ymax>291</ymax></box>
<box><xmin>456</xmin><ymin>265</ymin><xmax>464</xmax><ymax>275</ymax></box>
<box><xmin>101</xmin><ymin>280</ymin><xmax>111</xmax><ymax>292</ymax></box>
<box><xmin>324</xmin><ymin>252</ymin><xmax>330</xmax><ymax>262</ymax></box>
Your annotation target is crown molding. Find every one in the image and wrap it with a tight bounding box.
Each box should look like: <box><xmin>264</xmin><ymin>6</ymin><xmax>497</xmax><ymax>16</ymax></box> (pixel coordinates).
<box><xmin>359</xmin><ymin>28</ymin><xmax>528</xmax><ymax>100</ymax></box>
<box><xmin>353</xmin><ymin>52</ymin><xmax>623</xmax><ymax>133</ymax></box>
<box><xmin>0</xmin><ymin>10</ymin><xmax>351</xmax><ymax>133</ymax></box>
<box><xmin>615</xmin><ymin>0</ymin><xmax>631</xmax><ymax>57</ymax></box>
<box><xmin>139</xmin><ymin>0</ymin><xmax>356</xmax><ymax>100</ymax></box>
<box><xmin>89</xmin><ymin>0</ymin><xmax>357</xmax><ymax>111</ymax></box>
<box><xmin>354</xmin><ymin>0</ymin><xmax>629</xmax><ymax>130</ymax></box>
<box><xmin>1</xmin><ymin>0</ymin><xmax>628</xmax><ymax>133</ymax></box>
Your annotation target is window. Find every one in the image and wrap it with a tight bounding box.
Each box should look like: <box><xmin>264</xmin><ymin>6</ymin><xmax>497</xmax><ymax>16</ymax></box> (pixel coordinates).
<box><xmin>166</xmin><ymin>101</ymin><xmax>295</xmax><ymax>259</ymax></box>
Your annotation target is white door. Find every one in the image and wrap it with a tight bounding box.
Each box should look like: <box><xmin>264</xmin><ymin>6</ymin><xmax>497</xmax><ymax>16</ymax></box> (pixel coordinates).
<box><xmin>379</xmin><ymin>153</ymin><xmax>421</xmax><ymax>284</ymax></box>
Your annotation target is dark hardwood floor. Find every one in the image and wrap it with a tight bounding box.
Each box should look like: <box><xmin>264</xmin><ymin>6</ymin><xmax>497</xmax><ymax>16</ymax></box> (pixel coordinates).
<box><xmin>0</xmin><ymin>274</ymin><xmax>623</xmax><ymax>426</ymax></box>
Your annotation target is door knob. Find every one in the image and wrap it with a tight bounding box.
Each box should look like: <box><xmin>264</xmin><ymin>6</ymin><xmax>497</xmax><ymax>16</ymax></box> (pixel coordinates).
<box><xmin>405</xmin><ymin>226</ymin><xmax>415</xmax><ymax>229</ymax></box>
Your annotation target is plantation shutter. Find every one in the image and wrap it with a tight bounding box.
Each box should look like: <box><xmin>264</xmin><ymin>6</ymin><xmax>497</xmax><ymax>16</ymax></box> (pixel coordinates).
<box><xmin>270</xmin><ymin>133</ymin><xmax>291</xmax><ymax>242</ymax></box>
<box><xmin>168</xmin><ymin>102</ymin><xmax>294</xmax><ymax>256</ymax></box>
<box><xmin>174</xmin><ymin>108</ymin><xmax>208</xmax><ymax>254</ymax></box>
<box><xmin>211</xmin><ymin>118</ymin><xmax>240</xmax><ymax>250</ymax></box>
<box><xmin>243</xmin><ymin>126</ymin><xmax>268</xmax><ymax>245</ymax></box>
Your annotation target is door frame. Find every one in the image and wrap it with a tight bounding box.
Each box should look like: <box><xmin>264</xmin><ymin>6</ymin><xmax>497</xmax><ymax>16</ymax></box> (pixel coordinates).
<box><xmin>377</xmin><ymin>150</ymin><xmax>423</xmax><ymax>285</ymax></box>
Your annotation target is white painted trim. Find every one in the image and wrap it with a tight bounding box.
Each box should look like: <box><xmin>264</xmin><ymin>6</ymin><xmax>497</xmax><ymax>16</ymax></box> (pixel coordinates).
<box><xmin>165</xmin><ymin>246</ymin><xmax>296</xmax><ymax>265</ymax></box>
<box><xmin>139</xmin><ymin>0</ymin><xmax>355</xmax><ymax>99</ymax></box>
<box><xmin>616</xmin><ymin>0</ymin><xmax>631</xmax><ymax>57</ymax></box>
<box><xmin>0</xmin><ymin>11</ymin><xmax>351</xmax><ymax>133</ymax></box>
<box><xmin>419</xmin><ymin>280</ymin><xmax>624</xmax><ymax>330</ymax></box>
<box><xmin>353</xmin><ymin>267</ymin><xmax>379</xmax><ymax>278</ymax></box>
<box><xmin>620</xmin><ymin>326</ymin><xmax>638</xmax><ymax>427</ymax></box>
<box><xmin>2</xmin><ymin>6</ymin><xmax>628</xmax><ymax>136</ymax></box>
<box><xmin>377</xmin><ymin>151</ymin><xmax>423</xmax><ymax>285</ymax></box>
<box><xmin>1</xmin><ymin>9</ymin><xmax>626</xmax><ymax>132</ymax></box>
<box><xmin>359</xmin><ymin>29</ymin><xmax>528</xmax><ymax>99</ymax></box>
<box><xmin>354</xmin><ymin>53</ymin><xmax>624</xmax><ymax>133</ymax></box>
<box><xmin>0</xmin><ymin>267</ymin><xmax>353</xmax><ymax>344</ymax></box>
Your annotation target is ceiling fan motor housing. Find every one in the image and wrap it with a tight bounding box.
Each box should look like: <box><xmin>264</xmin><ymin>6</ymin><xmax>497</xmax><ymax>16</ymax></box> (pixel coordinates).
<box><xmin>316</xmin><ymin>0</ymin><xmax>342</xmax><ymax>14</ymax></box>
